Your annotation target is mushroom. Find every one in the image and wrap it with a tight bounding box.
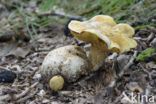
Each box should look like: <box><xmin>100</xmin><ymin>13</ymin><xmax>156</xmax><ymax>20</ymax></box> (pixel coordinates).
<box><xmin>40</xmin><ymin>45</ymin><xmax>91</xmax><ymax>91</ymax></box>
<box><xmin>40</xmin><ymin>15</ymin><xmax>137</xmax><ymax>91</ymax></box>
<box><xmin>68</xmin><ymin>15</ymin><xmax>137</xmax><ymax>71</ymax></box>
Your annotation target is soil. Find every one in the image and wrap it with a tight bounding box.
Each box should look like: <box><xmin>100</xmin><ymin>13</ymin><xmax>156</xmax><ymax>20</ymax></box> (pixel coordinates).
<box><xmin>0</xmin><ymin>1</ymin><xmax>156</xmax><ymax>103</ymax></box>
<box><xmin>0</xmin><ymin>23</ymin><xmax>156</xmax><ymax>104</ymax></box>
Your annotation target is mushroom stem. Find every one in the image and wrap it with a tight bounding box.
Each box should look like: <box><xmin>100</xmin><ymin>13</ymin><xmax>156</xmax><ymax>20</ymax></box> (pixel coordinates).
<box><xmin>49</xmin><ymin>75</ymin><xmax>64</xmax><ymax>91</ymax></box>
<box><xmin>89</xmin><ymin>43</ymin><xmax>108</xmax><ymax>71</ymax></box>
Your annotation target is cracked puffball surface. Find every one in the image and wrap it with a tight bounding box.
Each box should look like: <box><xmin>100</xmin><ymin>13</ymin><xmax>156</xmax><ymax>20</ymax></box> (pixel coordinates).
<box><xmin>40</xmin><ymin>45</ymin><xmax>91</xmax><ymax>91</ymax></box>
<box><xmin>68</xmin><ymin>15</ymin><xmax>137</xmax><ymax>71</ymax></box>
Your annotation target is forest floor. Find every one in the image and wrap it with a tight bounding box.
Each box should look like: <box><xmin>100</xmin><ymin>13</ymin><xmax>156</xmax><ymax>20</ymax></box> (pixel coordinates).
<box><xmin>0</xmin><ymin>22</ymin><xmax>156</xmax><ymax>104</ymax></box>
<box><xmin>0</xmin><ymin>0</ymin><xmax>156</xmax><ymax>104</ymax></box>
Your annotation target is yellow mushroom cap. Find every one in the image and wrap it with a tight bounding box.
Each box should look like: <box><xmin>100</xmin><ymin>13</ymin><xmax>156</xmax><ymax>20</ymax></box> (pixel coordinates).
<box><xmin>68</xmin><ymin>15</ymin><xmax>137</xmax><ymax>53</ymax></box>
<box><xmin>49</xmin><ymin>75</ymin><xmax>64</xmax><ymax>91</ymax></box>
<box><xmin>112</xmin><ymin>23</ymin><xmax>135</xmax><ymax>37</ymax></box>
<box><xmin>90</xmin><ymin>15</ymin><xmax>116</xmax><ymax>26</ymax></box>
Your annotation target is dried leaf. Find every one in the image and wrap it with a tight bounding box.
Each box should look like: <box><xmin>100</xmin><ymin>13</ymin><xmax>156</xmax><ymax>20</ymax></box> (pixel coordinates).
<box><xmin>8</xmin><ymin>47</ymin><xmax>31</xmax><ymax>58</ymax></box>
<box><xmin>0</xmin><ymin>41</ymin><xmax>17</xmax><ymax>57</ymax></box>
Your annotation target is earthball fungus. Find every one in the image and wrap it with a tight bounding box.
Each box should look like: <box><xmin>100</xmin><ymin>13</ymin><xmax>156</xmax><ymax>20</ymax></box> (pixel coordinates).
<box><xmin>68</xmin><ymin>15</ymin><xmax>137</xmax><ymax>71</ymax></box>
<box><xmin>40</xmin><ymin>45</ymin><xmax>91</xmax><ymax>91</ymax></box>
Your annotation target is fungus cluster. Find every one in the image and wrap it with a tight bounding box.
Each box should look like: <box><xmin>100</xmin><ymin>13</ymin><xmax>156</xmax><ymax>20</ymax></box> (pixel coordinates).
<box><xmin>40</xmin><ymin>15</ymin><xmax>137</xmax><ymax>91</ymax></box>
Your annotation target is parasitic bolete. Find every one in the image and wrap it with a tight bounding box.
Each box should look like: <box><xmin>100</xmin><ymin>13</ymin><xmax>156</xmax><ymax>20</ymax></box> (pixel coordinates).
<box><xmin>68</xmin><ymin>15</ymin><xmax>137</xmax><ymax>71</ymax></box>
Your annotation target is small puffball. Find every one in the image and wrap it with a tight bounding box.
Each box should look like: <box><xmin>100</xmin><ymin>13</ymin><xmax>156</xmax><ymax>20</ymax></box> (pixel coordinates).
<box><xmin>49</xmin><ymin>75</ymin><xmax>64</xmax><ymax>91</ymax></box>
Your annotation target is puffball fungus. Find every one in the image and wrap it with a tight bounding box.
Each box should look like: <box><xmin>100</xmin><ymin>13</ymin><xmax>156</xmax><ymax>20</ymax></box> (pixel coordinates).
<box><xmin>40</xmin><ymin>45</ymin><xmax>91</xmax><ymax>91</ymax></box>
<box><xmin>68</xmin><ymin>15</ymin><xmax>137</xmax><ymax>71</ymax></box>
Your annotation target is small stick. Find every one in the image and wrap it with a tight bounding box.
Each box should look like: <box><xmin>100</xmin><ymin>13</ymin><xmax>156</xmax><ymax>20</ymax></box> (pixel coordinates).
<box><xmin>0</xmin><ymin>66</ymin><xmax>9</xmax><ymax>70</ymax></box>
<box><xmin>147</xmin><ymin>33</ymin><xmax>155</xmax><ymax>42</ymax></box>
<box><xmin>139</xmin><ymin>63</ymin><xmax>152</xmax><ymax>80</ymax></box>
<box><xmin>118</xmin><ymin>51</ymin><xmax>138</xmax><ymax>77</ymax></box>
<box><xmin>79</xmin><ymin>6</ymin><xmax>100</xmax><ymax>16</ymax></box>
<box><xmin>16</xmin><ymin>89</ymin><xmax>38</xmax><ymax>103</ymax></box>
<box><xmin>38</xmin><ymin>11</ymin><xmax>84</xmax><ymax>20</ymax></box>
<box><xmin>0</xmin><ymin>94</ymin><xmax>11</xmax><ymax>101</ymax></box>
<box><xmin>0</xmin><ymin>82</ymin><xmax>38</xmax><ymax>101</ymax></box>
<box><xmin>15</xmin><ymin>82</ymin><xmax>38</xmax><ymax>99</ymax></box>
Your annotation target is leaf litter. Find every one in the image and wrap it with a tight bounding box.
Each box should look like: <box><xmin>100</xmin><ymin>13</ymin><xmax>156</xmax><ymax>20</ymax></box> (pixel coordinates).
<box><xmin>0</xmin><ymin>1</ymin><xmax>156</xmax><ymax>104</ymax></box>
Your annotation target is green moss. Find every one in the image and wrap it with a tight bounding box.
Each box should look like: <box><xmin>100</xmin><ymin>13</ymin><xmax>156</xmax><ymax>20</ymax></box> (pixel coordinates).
<box><xmin>136</xmin><ymin>48</ymin><xmax>156</xmax><ymax>61</ymax></box>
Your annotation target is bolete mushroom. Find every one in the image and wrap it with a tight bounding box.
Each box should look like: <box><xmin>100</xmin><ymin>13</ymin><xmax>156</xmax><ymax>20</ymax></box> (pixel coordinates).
<box><xmin>40</xmin><ymin>15</ymin><xmax>137</xmax><ymax>91</ymax></box>
<box><xmin>40</xmin><ymin>45</ymin><xmax>91</xmax><ymax>91</ymax></box>
<box><xmin>68</xmin><ymin>15</ymin><xmax>137</xmax><ymax>71</ymax></box>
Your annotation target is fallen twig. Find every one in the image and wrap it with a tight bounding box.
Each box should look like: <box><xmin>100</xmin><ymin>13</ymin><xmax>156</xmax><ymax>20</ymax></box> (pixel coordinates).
<box><xmin>15</xmin><ymin>82</ymin><xmax>38</xmax><ymax>99</ymax></box>
<box><xmin>139</xmin><ymin>63</ymin><xmax>152</xmax><ymax>80</ymax></box>
<box><xmin>16</xmin><ymin>89</ymin><xmax>38</xmax><ymax>103</ymax></box>
<box><xmin>78</xmin><ymin>5</ymin><xmax>101</xmax><ymax>16</ymax></box>
<box><xmin>118</xmin><ymin>51</ymin><xmax>138</xmax><ymax>77</ymax></box>
<box><xmin>38</xmin><ymin>10</ymin><xmax>84</xmax><ymax>20</ymax></box>
<box><xmin>0</xmin><ymin>94</ymin><xmax>11</xmax><ymax>101</ymax></box>
<box><xmin>0</xmin><ymin>82</ymin><xmax>38</xmax><ymax>102</ymax></box>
